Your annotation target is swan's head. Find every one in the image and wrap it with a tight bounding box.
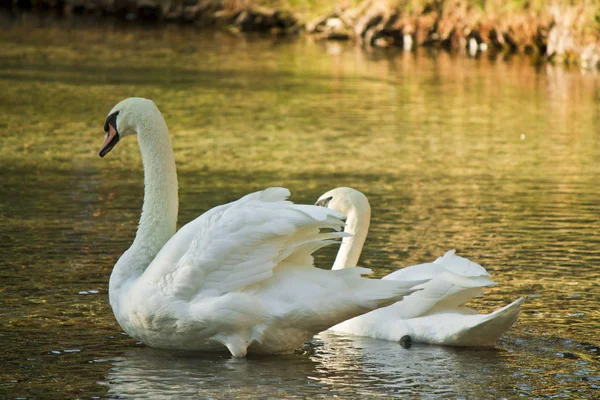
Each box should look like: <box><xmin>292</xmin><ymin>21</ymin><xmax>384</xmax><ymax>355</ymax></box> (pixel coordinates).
<box><xmin>99</xmin><ymin>97</ymin><xmax>157</xmax><ymax>157</ymax></box>
<box><xmin>315</xmin><ymin>187</ymin><xmax>371</xmax><ymax>216</ymax></box>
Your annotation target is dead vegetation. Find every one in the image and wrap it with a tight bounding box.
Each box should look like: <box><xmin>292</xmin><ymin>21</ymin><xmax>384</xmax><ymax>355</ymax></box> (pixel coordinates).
<box><xmin>307</xmin><ymin>0</ymin><xmax>600</xmax><ymax>66</ymax></box>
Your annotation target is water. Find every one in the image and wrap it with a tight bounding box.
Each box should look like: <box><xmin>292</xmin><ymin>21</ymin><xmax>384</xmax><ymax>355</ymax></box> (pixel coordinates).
<box><xmin>1</xmin><ymin>11</ymin><xmax>599</xmax><ymax>399</ymax></box>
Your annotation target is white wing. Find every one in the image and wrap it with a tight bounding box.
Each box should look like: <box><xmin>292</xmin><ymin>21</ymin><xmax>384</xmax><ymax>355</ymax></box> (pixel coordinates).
<box><xmin>142</xmin><ymin>187</ymin><xmax>347</xmax><ymax>300</ymax></box>
<box><xmin>383</xmin><ymin>250</ymin><xmax>496</xmax><ymax>318</ymax></box>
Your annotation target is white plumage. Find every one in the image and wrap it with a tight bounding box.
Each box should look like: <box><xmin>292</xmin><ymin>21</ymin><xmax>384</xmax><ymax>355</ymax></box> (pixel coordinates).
<box><xmin>316</xmin><ymin>187</ymin><xmax>524</xmax><ymax>347</ymax></box>
<box><xmin>100</xmin><ymin>98</ymin><xmax>425</xmax><ymax>357</ymax></box>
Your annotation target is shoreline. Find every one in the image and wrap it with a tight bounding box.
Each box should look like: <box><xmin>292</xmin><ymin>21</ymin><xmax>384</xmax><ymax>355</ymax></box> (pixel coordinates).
<box><xmin>6</xmin><ymin>0</ymin><xmax>600</xmax><ymax>69</ymax></box>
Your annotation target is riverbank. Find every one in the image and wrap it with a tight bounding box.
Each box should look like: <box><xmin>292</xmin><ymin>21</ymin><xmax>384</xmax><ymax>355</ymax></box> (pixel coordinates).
<box><xmin>8</xmin><ymin>0</ymin><xmax>600</xmax><ymax>68</ymax></box>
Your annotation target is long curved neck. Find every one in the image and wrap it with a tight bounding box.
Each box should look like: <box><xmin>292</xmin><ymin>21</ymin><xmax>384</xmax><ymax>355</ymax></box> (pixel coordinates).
<box><xmin>332</xmin><ymin>206</ymin><xmax>370</xmax><ymax>270</ymax></box>
<box><xmin>111</xmin><ymin>108</ymin><xmax>179</xmax><ymax>287</ymax></box>
<box><xmin>133</xmin><ymin>112</ymin><xmax>178</xmax><ymax>256</ymax></box>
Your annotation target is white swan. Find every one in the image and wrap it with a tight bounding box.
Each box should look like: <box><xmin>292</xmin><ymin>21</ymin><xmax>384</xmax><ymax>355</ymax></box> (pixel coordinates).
<box><xmin>98</xmin><ymin>98</ymin><xmax>426</xmax><ymax>357</ymax></box>
<box><xmin>315</xmin><ymin>187</ymin><xmax>524</xmax><ymax>347</ymax></box>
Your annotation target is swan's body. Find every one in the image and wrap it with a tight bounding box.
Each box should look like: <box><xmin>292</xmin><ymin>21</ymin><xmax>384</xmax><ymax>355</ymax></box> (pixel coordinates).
<box><xmin>100</xmin><ymin>98</ymin><xmax>425</xmax><ymax>357</ymax></box>
<box><xmin>316</xmin><ymin>187</ymin><xmax>524</xmax><ymax>347</ymax></box>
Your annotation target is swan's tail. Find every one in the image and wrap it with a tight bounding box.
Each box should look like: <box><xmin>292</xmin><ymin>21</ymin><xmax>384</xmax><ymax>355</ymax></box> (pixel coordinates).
<box><xmin>452</xmin><ymin>297</ymin><xmax>525</xmax><ymax>346</ymax></box>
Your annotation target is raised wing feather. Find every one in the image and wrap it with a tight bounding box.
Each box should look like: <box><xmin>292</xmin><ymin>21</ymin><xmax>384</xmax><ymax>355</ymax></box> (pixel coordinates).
<box><xmin>144</xmin><ymin>188</ymin><xmax>346</xmax><ymax>300</ymax></box>
<box><xmin>433</xmin><ymin>249</ymin><xmax>490</xmax><ymax>277</ymax></box>
<box><xmin>384</xmin><ymin>250</ymin><xmax>496</xmax><ymax>318</ymax></box>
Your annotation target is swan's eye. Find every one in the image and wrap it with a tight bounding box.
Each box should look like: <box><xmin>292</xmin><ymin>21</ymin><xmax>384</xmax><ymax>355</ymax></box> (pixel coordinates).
<box><xmin>315</xmin><ymin>196</ymin><xmax>333</xmax><ymax>207</ymax></box>
<box><xmin>104</xmin><ymin>111</ymin><xmax>120</xmax><ymax>133</ymax></box>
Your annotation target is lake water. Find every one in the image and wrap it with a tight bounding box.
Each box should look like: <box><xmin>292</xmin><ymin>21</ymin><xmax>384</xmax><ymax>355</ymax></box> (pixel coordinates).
<box><xmin>1</xmin><ymin>11</ymin><xmax>599</xmax><ymax>399</ymax></box>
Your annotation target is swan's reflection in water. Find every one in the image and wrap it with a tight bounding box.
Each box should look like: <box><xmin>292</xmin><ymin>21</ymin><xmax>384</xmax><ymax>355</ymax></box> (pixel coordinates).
<box><xmin>106</xmin><ymin>332</ymin><xmax>511</xmax><ymax>398</ymax></box>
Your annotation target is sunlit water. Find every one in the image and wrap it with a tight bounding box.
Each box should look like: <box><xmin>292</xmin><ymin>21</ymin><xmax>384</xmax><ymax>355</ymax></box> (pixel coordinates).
<box><xmin>1</xmin><ymin>11</ymin><xmax>599</xmax><ymax>399</ymax></box>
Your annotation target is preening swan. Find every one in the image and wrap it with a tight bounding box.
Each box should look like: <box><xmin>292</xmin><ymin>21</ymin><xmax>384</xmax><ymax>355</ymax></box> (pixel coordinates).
<box><xmin>316</xmin><ymin>187</ymin><xmax>524</xmax><ymax>347</ymax></box>
<box><xmin>98</xmin><ymin>98</ymin><xmax>426</xmax><ymax>357</ymax></box>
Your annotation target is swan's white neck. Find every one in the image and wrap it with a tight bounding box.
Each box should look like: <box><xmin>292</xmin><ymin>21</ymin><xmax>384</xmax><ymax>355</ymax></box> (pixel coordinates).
<box><xmin>132</xmin><ymin>111</ymin><xmax>178</xmax><ymax>254</ymax></box>
<box><xmin>109</xmin><ymin>105</ymin><xmax>178</xmax><ymax>296</ymax></box>
<box><xmin>333</xmin><ymin>202</ymin><xmax>370</xmax><ymax>270</ymax></box>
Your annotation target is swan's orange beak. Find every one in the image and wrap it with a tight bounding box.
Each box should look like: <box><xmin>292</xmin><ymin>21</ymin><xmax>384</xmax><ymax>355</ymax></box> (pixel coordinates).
<box><xmin>99</xmin><ymin>124</ymin><xmax>120</xmax><ymax>158</ymax></box>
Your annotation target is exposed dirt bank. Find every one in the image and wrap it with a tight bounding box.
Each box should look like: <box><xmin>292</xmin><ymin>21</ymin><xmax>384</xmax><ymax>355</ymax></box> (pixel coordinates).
<box><xmin>6</xmin><ymin>0</ymin><xmax>600</xmax><ymax>69</ymax></box>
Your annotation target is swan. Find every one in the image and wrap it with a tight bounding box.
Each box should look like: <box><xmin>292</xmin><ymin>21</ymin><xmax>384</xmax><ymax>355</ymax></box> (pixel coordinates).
<box><xmin>315</xmin><ymin>187</ymin><xmax>524</xmax><ymax>347</ymax></box>
<box><xmin>97</xmin><ymin>98</ymin><xmax>426</xmax><ymax>357</ymax></box>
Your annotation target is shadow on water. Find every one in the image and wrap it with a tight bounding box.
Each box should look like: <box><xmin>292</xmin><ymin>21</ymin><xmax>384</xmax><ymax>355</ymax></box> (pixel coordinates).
<box><xmin>0</xmin><ymin>62</ymin><xmax>237</xmax><ymax>88</ymax></box>
<box><xmin>0</xmin><ymin>57</ymin><xmax>382</xmax><ymax>94</ymax></box>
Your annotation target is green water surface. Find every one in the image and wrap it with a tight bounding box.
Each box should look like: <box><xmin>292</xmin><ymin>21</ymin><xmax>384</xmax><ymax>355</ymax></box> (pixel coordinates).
<box><xmin>1</xmin><ymin>11</ymin><xmax>599</xmax><ymax>399</ymax></box>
